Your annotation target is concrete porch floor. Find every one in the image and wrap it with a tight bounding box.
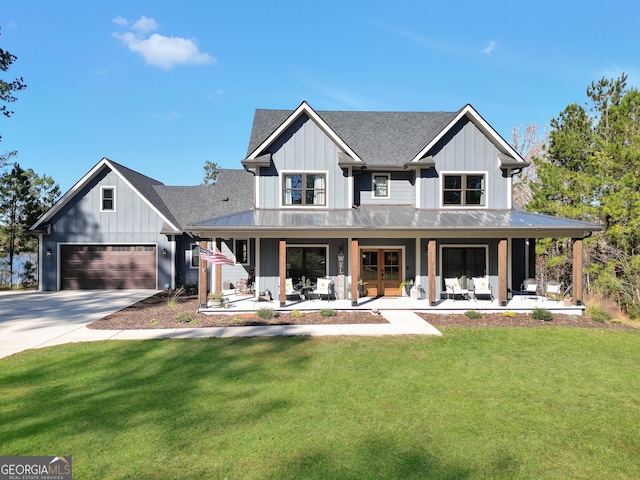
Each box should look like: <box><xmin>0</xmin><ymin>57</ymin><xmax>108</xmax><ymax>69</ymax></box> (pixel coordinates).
<box><xmin>201</xmin><ymin>290</ymin><xmax>584</xmax><ymax>316</ymax></box>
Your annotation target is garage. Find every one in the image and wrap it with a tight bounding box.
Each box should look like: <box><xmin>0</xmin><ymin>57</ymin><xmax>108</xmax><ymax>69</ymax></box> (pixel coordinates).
<box><xmin>60</xmin><ymin>245</ymin><xmax>157</xmax><ymax>289</ymax></box>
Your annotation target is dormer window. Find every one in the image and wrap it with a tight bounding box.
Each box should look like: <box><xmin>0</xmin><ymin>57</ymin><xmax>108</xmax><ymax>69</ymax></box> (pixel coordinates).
<box><xmin>101</xmin><ymin>186</ymin><xmax>115</xmax><ymax>211</ymax></box>
<box><xmin>373</xmin><ymin>174</ymin><xmax>390</xmax><ymax>198</ymax></box>
<box><xmin>282</xmin><ymin>172</ymin><xmax>326</xmax><ymax>206</ymax></box>
<box><xmin>443</xmin><ymin>174</ymin><xmax>485</xmax><ymax>206</ymax></box>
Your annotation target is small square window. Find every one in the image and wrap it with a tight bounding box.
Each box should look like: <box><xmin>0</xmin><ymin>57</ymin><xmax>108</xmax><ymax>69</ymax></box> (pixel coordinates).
<box><xmin>101</xmin><ymin>187</ymin><xmax>115</xmax><ymax>211</ymax></box>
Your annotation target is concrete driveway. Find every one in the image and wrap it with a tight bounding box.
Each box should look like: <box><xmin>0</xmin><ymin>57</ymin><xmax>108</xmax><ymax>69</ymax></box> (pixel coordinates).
<box><xmin>0</xmin><ymin>289</ymin><xmax>158</xmax><ymax>359</ymax></box>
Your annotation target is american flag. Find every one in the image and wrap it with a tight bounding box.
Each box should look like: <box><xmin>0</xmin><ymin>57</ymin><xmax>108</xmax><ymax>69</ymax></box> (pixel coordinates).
<box><xmin>199</xmin><ymin>247</ymin><xmax>235</xmax><ymax>266</ymax></box>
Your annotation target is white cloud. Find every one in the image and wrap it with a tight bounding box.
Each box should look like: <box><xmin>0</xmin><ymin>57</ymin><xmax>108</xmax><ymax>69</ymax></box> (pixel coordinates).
<box><xmin>482</xmin><ymin>40</ymin><xmax>497</xmax><ymax>55</ymax></box>
<box><xmin>112</xmin><ymin>15</ymin><xmax>130</xmax><ymax>27</ymax></box>
<box><xmin>113</xmin><ymin>16</ymin><xmax>215</xmax><ymax>69</ymax></box>
<box><xmin>131</xmin><ymin>16</ymin><xmax>158</xmax><ymax>34</ymax></box>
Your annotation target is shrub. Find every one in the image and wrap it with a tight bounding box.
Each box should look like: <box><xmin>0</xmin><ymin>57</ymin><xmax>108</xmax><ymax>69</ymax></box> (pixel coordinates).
<box><xmin>532</xmin><ymin>307</ymin><xmax>553</xmax><ymax>322</ymax></box>
<box><xmin>464</xmin><ymin>310</ymin><xmax>483</xmax><ymax>319</ymax></box>
<box><xmin>167</xmin><ymin>286</ymin><xmax>185</xmax><ymax>308</ymax></box>
<box><xmin>586</xmin><ymin>304</ymin><xmax>611</xmax><ymax>323</ymax></box>
<box><xmin>256</xmin><ymin>308</ymin><xmax>278</xmax><ymax>319</ymax></box>
<box><xmin>175</xmin><ymin>311</ymin><xmax>195</xmax><ymax>323</ymax></box>
<box><xmin>291</xmin><ymin>310</ymin><xmax>304</xmax><ymax>319</ymax></box>
<box><xmin>319</xmin><ymin>309</ymin><xmax>336</xmax><ymax>317</ymax></box>
<box><xmin>232</xmin><ymin>316</ymin><xmax>245</xmax><ymax>325</ymax></box>
<box><xmin>150</xmin><ymin>318</ymin><xmax>159</xmax><ymax>327</ymax></box>
<box><xmin>502</xmin><ymin>311</ymin><xmax>516</xmax><ymax>318</ymax></box>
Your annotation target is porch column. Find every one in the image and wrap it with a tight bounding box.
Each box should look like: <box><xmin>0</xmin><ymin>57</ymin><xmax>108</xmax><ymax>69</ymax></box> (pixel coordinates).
<box><xmin>215</xmin><ymin>238</ymin><xmax>222</xmax><ymax>294</ymax></box>
<box><xmin>279</xmin><ymin>239</ymin><xmax>286</xmax><ymax>307</ymax></box>
<box><xmin>198</xmin><ymin>239</ymin><xmax>208</xmax><ymax>308</ymax></box>
<box><xmin>428</xmin><ymin>239</ymin><xmax>436</xmax><ymax>306</ymax></box>
<box><xmin>351</xmin><ymin>238</ymin><xmax>359</xmax><ymax>307</ymax></box>
<box><xmin>572</xmin><ymin>238</ymin><xmax>584</xmax><ymax>305</ymax></box>
<box><xmin>498</xmin><ymin>239</ymin><xmax>508</xmax><ymax>306</ymax></box>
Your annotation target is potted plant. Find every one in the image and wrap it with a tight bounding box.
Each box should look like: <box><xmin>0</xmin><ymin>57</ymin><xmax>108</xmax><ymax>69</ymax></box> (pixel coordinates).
<box><xmin>207</xmin><ymin>291</ymin><xmax>224</xmax><ymax>308</ymax></box>
<box><xmin>399</xmin><ymin>279</ymin><xmax>413</xmax><ymax>297</ymax></box>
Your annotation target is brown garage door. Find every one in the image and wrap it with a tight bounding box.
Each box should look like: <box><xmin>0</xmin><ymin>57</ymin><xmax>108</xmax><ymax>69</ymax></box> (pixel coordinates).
<box><xmin>61</xmin><ymin>245</ymin><xmax>156</xmax><ymax>289</ymax></box>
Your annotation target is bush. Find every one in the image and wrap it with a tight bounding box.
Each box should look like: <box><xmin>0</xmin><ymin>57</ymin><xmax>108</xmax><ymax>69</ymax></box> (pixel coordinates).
<box><xmin>502</xmin><ymin>311</ymin><xmax>516</xmax><ymax>318</ymax></box>
<box><xmin>532</xmin><ymin>307</ymin><xmax>553</xmax><ymax>322</ymax></box>
<box><xmin>167</xmin><ymin>286</ymin><xmax>185</xmax><ymax>308</ymax></box>
<box><xmin>175</xmin><ymin>312</ymin><xmax>195</xmax><ymax>323</ymax></box>
<box><xmin>586</xmin><ymin>305</ymin><xmax>611</xmax><ymax>323</ymax></box>
<box><xmin>464</xmin><ymin>310</ymin><xmax>483</xmax><ymax>319</ymax></box>
<box><xmin>319</xmin><ymin>309</ymin><xmax>336</xmax><ymax>317</ymax></box>
<box><xmin>256</xmin><ymin>308</ymin><xmax>278</xmax><ymax>319</ymax></box>
<box><xmin>291</xmin><ymin>310</ymin><xmax>304</xmax><ymax>319</ymax></box>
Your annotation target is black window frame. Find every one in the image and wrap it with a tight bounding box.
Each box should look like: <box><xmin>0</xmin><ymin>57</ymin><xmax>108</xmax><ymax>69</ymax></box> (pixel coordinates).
<box><xmin>443</xmin><ymin>173</ymin><xmax>485</xmax><ymax>206</ymax></box>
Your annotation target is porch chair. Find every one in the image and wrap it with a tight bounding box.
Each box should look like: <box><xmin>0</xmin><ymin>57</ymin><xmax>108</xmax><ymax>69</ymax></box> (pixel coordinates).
<box><xmin>520</xmin><ymin>278</ymin><xmax>538</xmax><ymax>300</ymax></box>
<box><xmin>444</xmin><ymin>278</ymin><xmax>469</xmax><ymax>301</ymax></box>
<box><xmin>234</xmin><ymin>279</ymin><xmax>249</xmax><ymax>295</ymax></box>
<box><xmin>546</xmin><ymin>281</ymin><xmax>562</xmax><ymax>302</ymax></box>
<box><xmin>284</xmin><ymin>278</ymin><xmax>300</xmax><ymax>300</ymax></box>
<box><xmin>471</xmin><ymin>276</ymin><xmax>493</xmax><ymax>301</ymax></box>
<box><xmin>313</xmin><ymin>278</ymin><xmax>334</xmax><ymax>301</ymax></box>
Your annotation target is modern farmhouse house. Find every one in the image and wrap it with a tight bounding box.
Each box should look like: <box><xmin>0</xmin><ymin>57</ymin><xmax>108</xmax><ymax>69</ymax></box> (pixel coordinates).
<box><xmin>31</xmin><ymin>101</ymin><xmax>600</xmax><ymax>309</ymax></box>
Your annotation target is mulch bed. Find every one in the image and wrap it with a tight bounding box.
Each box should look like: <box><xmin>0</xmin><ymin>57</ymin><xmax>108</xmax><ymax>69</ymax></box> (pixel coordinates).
<box><xmin>87</xmin><ymin>291</ymin><xmax>639</xmax><ymax>331</ymax></box>
<box><xmin>87</xmin><ymin>292</ymin><xmax>386</xmax><ymax>330</ymax></box>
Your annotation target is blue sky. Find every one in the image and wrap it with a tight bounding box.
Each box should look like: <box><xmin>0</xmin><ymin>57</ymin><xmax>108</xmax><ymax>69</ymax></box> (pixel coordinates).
<box><xmin>3</xmin><ymin>0</ymin><xmax>639</xmax><ymax>193</ymax></box>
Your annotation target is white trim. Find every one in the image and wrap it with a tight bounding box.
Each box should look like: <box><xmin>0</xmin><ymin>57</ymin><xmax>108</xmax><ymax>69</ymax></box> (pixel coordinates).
<box><xmin>279</xmin><ymin>170</ymin><xmax>329</xmax><ymax>208</ymax></box>
<box><xmin>31</xmin><ymin>158</ymin><xmax>181</xmax><ymax>232</ymax></box>
<box><xmin>416</xmin><ymin>168</ymin><xmax>422</xmax><ymax>208</ymax></box>
<box><xmin>247</xmin><ymin>101</ymin><xmax>364</xmax><ymax>164</ymax></box>
<box><xmin>371</xmin><ymin>173</ymin><xmax>390</xmax><ymax>199</ymax></box>
<box><xmin>255</xmin><ymin>172</ymin><xmax>260</xmax><ymax>208</ymax></box>
<box><xmin>255</xmin><ymin>237</ymin><xmax>261</xmax><ymax>296</ymax></box>
<box><xmin>348</xmin><ymin>166</ymin><xmax>353</xmax><ymax>207</ymax></box>
<box><xmin>440</xmin><ymin>171</ymin><xmax>489</xmax><ymax>209</ymax></box>
<box><xmin>409</xmin><ymin>104</ymin><xmax>525</xmax><ymax>165</ymax></box>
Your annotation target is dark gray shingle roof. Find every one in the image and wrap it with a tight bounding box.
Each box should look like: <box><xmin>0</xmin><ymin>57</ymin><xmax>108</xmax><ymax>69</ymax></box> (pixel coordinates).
<box><xmin>247</xmin><ymin>108</ymin><xmax>458</xmax><ymax>167</ymax></box>
<box><xmin>154</xmin><ymin>169</ymin><xmax>254</xmax><ymax>229</ymax></box>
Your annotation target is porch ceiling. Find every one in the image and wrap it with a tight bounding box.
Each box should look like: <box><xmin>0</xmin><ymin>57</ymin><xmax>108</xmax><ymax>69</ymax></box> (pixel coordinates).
<box><xmin>187</xmin><ymin>206</ymin><xmax>601</xmax><ymax>239</ymax></box>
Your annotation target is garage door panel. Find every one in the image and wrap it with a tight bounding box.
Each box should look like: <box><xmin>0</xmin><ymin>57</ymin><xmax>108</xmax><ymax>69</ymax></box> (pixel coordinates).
<box><xmin>61</xmin><ymin>245</ymin><xmax>156</xmax><ymax>289</ymax></box>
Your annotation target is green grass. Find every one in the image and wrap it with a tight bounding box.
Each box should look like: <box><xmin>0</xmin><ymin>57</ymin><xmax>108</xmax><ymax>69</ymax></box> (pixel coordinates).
<box><xmin>1</xmin><ymin>328</ymin><xmax>639</xmax><ymax>479</ymax></box>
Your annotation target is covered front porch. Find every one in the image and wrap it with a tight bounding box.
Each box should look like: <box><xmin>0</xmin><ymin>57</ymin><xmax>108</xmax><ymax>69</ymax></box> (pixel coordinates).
<box><xmin>201</xmin><ymin>288</ymin><xmax>585</xmax><ymax>316</ymax></box>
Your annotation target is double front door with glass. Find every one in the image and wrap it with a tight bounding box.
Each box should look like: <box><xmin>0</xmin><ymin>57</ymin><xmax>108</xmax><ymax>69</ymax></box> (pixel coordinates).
<box><xmin>360</xmin><ymin>248</ymin><xmax>402</xmax><ymax>297</ymax></box>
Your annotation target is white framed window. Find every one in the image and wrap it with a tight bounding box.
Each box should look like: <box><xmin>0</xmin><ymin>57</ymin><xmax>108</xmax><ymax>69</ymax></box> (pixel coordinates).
<box><xmin>282</xmin><ymin>171</ymin><xmax>327</xmax><ymax>206</ymax></box>
<box><xmin>101</xmin><ymin>186</ymin><xmax>115</xmax><ymax>211</ymax></box>
<box><xmin>372</xmin><ymin>174</ymin><xmax>390</xmax><ymax>198</ymax></box>
<box><xmin>234</xmin><ymin>239</ymin><xmax>249</xmax><ymax>265</ymax></box>
<box><xmin>190</xmin><ymin>243</ymin><xmax>199</xmax><ymax>269</ymax></box>
<box><xmin>442</xmin><ymin>173</ymin><xmax>486</xmax><ymax>207</ymax></box>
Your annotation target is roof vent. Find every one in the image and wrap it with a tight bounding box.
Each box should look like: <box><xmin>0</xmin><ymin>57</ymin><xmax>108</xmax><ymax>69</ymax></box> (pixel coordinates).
<box><xmin>222</xmin><ymin>197</ymin><xmax>229</xmax><ymax>201</ymax></box>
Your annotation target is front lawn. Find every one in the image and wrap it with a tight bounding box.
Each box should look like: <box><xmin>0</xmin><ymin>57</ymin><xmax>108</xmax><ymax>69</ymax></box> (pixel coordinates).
<box><xmin>1</xmin><ymin>328</ymin><xmax>639</xmax><ymax>479</ymax></box>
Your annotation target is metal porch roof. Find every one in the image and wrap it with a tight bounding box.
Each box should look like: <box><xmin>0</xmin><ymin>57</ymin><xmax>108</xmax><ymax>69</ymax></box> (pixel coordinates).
<box><xmin>187</xmin><ymin>206</ymin><xmax>601</xmax><ymax>238</ymax></box>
